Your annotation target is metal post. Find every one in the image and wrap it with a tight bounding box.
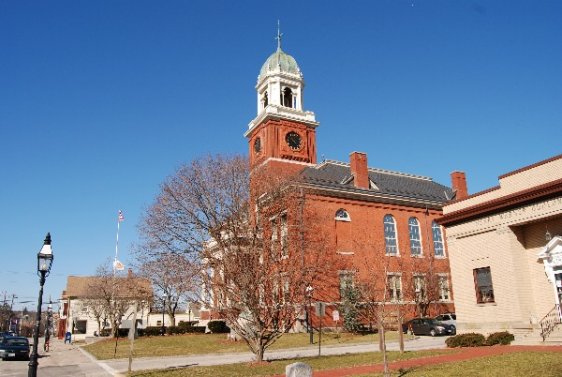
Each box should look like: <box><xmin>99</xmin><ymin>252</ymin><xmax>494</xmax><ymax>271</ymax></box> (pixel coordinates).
<box><xmin>160</xmin><ymin>297</ymin><xmax>165</xmax><ymax>335</ymax></box>
<box><xmin>308</xmin><ymin>295</ymin><xmax>313</xmax><ymax>344</ymax></box>
<box><xmin>28</xmin><ymin>272</ymin><xmax>45</xmax><ymax>377</ymax></box>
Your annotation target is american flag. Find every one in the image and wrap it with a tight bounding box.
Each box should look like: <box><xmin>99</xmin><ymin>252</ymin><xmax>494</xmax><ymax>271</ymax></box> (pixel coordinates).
<box><xmin>118</xmin><ymin>210</ymin><xmax>125</xmax><ymax>222</ymax></box>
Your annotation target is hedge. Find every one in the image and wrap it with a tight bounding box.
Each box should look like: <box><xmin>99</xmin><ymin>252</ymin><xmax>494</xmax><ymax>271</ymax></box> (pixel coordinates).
<box><xmin>446</xmin><ymin>333</ymin><xmax>486</xmax><ymax>348</ymax></box>
<box><xmin>207</xmin><ymin>320</ymin><xmax>230</xmax><ymax>333</ymax></box>
<box><xmin>486</xmin><ymin>331</ymin><xmax>515</xmax><ymax>345</ymax></box>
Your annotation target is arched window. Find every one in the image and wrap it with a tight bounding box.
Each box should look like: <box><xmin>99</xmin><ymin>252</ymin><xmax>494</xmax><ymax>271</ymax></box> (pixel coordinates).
<box><xmin>408</xmin><ymin>217</ymin><xmax>422</xmax><ymax>256</ymax></box>
<box><xmin>432</xmin><ymin>221</ymin><xmax>444</xmax><ymax>257</ymax></box>
<box><xmin>383</xmin><ymin>215</ymin><xmax>398</xmax><ymax>255</ymax></box>
<box><xmin>283</xmin><ymin>87</ymin><xmax>293</xmax><ymax>108</ymax></box>
<box><xmin>263</xmin><ymin>91</ymin><xmax>268</xmax><ymax>107</ymax></box>
<box><xmin>335</xmin><ymin>209</ymin><xmax>350</xmax><ymax>221</ymax></box>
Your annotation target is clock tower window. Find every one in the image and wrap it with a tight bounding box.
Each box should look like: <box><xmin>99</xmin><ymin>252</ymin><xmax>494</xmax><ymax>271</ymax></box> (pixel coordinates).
<box><xmin>282</xmin><ymin>87</ymin><xmax>293</xmax><ymax>108</ymax></box>
<box><xmin>263</xmin><ymin>91</ymin><xmax>268</xmax><ymax>108</ymax></box>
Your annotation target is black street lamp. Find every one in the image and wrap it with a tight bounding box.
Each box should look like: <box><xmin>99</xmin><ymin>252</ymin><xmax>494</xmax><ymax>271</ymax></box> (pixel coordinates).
<box><xmin>28</xmin><ymin>233</ymin><xmax>54</xmax><ymax>377</ymax></box>
<box><xmin>305</xmin><ymin>284</ymin><xmax>314</xmax><ymax>344</ymax></box>
<box><xmin>160</xmin><ymin>296</ymin><xmax>166</xmax><ymax>336</ymax></box>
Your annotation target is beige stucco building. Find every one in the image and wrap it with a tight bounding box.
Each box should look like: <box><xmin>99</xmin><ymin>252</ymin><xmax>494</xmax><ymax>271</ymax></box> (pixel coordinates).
<box><xmin>440</xmin><ymin>154</ymin><xmax>562</xmax><ymax>339</ymax></box>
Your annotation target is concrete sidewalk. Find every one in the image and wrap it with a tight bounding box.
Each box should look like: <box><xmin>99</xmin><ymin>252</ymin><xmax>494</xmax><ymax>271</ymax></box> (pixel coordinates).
<box><xmin>98</xmin><ymin>336</ymin><xmax>447</xmax><ymax>375</ymax></box>
<box><xmin>0</xmin><ymin>337</ymin><xmax>112</xmax><ymax>377</ymax></box>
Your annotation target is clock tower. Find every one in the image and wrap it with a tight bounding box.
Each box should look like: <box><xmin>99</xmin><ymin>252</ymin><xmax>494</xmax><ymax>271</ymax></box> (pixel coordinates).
<box><xmin>245</xmin><ymin>29</ymin><xmax>319</xmax><ymax>171</ymax></box>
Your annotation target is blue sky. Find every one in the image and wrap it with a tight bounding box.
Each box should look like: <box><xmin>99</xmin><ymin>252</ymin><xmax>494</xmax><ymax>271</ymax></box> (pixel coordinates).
<box><xmin>1</xmin><ymin>0</ymin><xmax>561</xmax><ymax>310</ymax></box>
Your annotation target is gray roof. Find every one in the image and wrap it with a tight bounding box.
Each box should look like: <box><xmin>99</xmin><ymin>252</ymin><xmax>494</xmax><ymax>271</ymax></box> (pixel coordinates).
<box><xmin>300</xmin><ymin>160</ymin><xmax>454</xmax><ymax>206</ymax></box>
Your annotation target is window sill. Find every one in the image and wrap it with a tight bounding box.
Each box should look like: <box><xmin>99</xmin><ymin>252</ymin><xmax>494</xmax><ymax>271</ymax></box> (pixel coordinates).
<box><xmin>385</xmin><ymin>253</ymin><xmax>401</xmax><ymax>257</ymax></box>
<box><xmin>434</xmin><ymin>255</ymin><xmax>447</xmax><ymax>259</ymax></box>
<box><xmin>337</xmin><ymin>251</ymin><xmax>354</xmax><ymax>255</ymax></box>
<box><xmin>476</xmin><ymin>302</ymin><xmax>497</xmax><ymax>307</ymax></box>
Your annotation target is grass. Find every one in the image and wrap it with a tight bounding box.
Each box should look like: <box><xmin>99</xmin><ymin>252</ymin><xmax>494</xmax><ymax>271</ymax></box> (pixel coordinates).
<box><xmin>130</xmin><ymin>349</ymin><xmax>451</xmax><ymax>377</ymax></box>
<box><xmin>83</xmin><ymin>331</ymin><xmax>400</xmax><ymax>360</ymax></box>
<box><xmin>353</xmin><ymin>351</ymin><xmax>562</xmax><ymax>376</ymax></box>
<box><xmin>129</xmin><ymin>350</ymin><xmax>562</xmax><ymax>377</ymax></box>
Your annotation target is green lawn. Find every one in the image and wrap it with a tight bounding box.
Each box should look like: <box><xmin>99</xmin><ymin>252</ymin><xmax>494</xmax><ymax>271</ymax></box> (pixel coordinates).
<box><xmin>130</xmin><ymin>349</ymin><xmax>451</xmax><ymax>377</ymax></box>
<box><xmin>83</xmin><ymin>331</ymin><xmax>400</xmax><ymax>360</ymax></box>
<box><xmin>130</xmin><ymin>350</ymin><xmax>562</xmax><ymax>377</ymax></box>
<box><xmin>354</xmin><ymin>351</ymin><xmax>562</xmax><ymax>377</ymax></box>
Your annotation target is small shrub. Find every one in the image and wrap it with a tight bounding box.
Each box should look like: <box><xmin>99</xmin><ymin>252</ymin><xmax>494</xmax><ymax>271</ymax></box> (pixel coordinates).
<box><xmin>446</xmin><ymin>333</ymin><xmax>486</xmax><ymax>348</ymax></box>
<box><xmin>207</xmin><ymin>320</ymin><xmax>230</xmax><ymax>333</ymax></box>
<box><xmin>186</xmin><ymin>326</ymin><xmax>206</xmax><ymax>333</ymax></box>
<box><xmin>486</xmin><ymin>331</ymin><xmax>515</xmax><ymax>345</ymax></box>
<box><xmin>178</xmin><ymin>321</ymin><xmax>199</xmax><ymax>329</ymax></box>
<box><xmin>139</xmin><ymin>326</ymin><xmax>164</xmax><ymax>337</ymax></box>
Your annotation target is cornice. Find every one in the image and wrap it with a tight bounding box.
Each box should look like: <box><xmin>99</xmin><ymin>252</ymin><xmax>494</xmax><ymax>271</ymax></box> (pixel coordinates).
<box><xmin>438</xmin><ymin>178</ymin><xmax>562</xmax><ymax>226</ymax></box>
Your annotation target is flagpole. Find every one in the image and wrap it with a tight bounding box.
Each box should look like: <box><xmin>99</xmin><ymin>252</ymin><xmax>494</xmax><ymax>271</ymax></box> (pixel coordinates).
<box><xmin>114</xmin><ymin>216</ymin><xmax>120</xmax><ymax>276</ymax></box>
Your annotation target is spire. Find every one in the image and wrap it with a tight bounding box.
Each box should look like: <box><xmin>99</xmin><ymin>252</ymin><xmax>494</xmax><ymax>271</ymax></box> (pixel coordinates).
<box><xmin>275</xmin><ymin>20</ymin><xmax>283</xmax><ymax>51</ymax></box>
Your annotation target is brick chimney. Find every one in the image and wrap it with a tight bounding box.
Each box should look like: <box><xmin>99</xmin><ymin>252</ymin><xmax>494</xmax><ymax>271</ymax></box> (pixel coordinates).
<box><xmin>451</xmin><ymin>171</ymin><xmax>468</xmax><ymax>200</ymax></box>
<box><xmin>350</xmin><ymin>152</ymin><xmax>369</xmax><ymax>189</ymax></box>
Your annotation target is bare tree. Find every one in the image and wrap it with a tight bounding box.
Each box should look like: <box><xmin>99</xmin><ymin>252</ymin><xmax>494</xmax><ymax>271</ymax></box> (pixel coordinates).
<box><xmin>85</xmin><ymin>262</ymin><xmax>152</xmax><ymax>338</ymax></box>
<box><xmin>136</xmin><ymin>252</ymin><xmax>200</xmax><ymax>326</ymax></box>
<box><xmin>139</xmin><ymin>155</ymin><xmax>334</xmax><ymax>362</ymax></box>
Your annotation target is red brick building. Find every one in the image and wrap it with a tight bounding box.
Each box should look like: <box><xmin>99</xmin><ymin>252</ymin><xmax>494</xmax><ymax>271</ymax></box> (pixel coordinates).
<box><xmin>244</xmin><ymin>41</ymin><xmax>456</xmax><ymax>326</ymax></box>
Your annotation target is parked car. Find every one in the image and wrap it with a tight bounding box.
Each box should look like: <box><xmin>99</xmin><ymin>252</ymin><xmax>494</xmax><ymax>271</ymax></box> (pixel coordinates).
<box><xmin>0</xmin><ymin>336</ymin><xmax>30</xmax><ymax>361</ymax></box>
<box><xmin>433</xmin><ymin>313</ymin><xmax>456</xmax><ymax>327</ymax></box>
<box><xmin>403</xmin><ymin>318</ymin><xmax>456</xmax><ymax>336</ymax></box>
<box><xmin>0</xmin><ymin>331</ymin><xmax>15</xmax><ymax>343</ymax></box>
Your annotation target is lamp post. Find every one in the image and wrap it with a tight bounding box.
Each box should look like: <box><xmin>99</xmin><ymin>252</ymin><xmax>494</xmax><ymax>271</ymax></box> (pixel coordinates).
<box><xmin>305</xmin><ymin>284</ymin><xmax>314</xmax><ymax>344</ymax></box>
<box><xmin>160</xmin><ymin>296</ymin><xmax>166</xmax><ymax>336</ymax></box>
<box><xmin>28</xmin><ymin>233</ymin><xmax>54</xmax><ymax>377</ymax></box>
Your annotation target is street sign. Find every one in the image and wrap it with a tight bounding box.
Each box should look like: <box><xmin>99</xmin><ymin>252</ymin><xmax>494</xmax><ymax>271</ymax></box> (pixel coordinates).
<box><xmin>332</xmin><ymin>309</ymin><xmax>340</xmax><ymax>322</ymax></box>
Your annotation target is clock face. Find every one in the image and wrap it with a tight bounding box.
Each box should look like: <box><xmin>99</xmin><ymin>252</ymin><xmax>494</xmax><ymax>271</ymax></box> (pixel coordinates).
<box><xmin>285</xmin><ymin>131</ymin><xmax>302</xmax><ymax>150</ymax></box>
<box><xmin>253</xmin><ymin>137</ymin><xmax>261</xmax><ymax>153</ymax></box>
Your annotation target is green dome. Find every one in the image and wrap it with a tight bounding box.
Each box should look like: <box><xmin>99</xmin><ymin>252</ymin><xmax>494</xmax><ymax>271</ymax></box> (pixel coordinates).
<box><xmin>259</xmin><ymin>48</ymin><xmax>301</xmax><ymax>79</ymax></box>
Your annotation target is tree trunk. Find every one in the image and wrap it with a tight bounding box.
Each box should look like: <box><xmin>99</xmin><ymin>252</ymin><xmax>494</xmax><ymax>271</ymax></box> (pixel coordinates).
<box><xmin>381</xmin><ymin>325</ymin><xmax>390</xmax><ymax>377</ymax></box>
<box><xmin>255</xmin><ymin>345</ymin><xmax>265</xmax><ymax>362</ymax></box>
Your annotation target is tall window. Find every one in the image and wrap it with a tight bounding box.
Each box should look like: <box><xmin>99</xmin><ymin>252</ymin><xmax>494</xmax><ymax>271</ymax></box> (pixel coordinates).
<box><xmin>263</xmin><ymin>91</ymin><xmax>268</xmax><ymax>107</ymax></box>
<box><xmin>339</xmin><ymin>271</ymin><xmax>354</xmax><ymax>300</ymax></box>
<box><xmin>474</xmin><ymin>267</ymin><xmax>495</xmax><ymax>303</ymax></box>
<box><xmin>383</xmin><ymin>215</ymin><xmax>399</xmax><ymax>255</ymax></box>
<box><xmin>270</xmin><ymin>218</ymin><xmax>278</xmax><ymax>259</ymax></box>
<box><xmin>413</xmin><ymin>275</ymin><xmax>426</xmax><ymax>301</ymax></box>
<box><xmin>432</xmin><ymin>221</ymin><xmax>445</xmax><ymax>257</ymax></box>
<box><xmin>283</xmin><ymin>87</ymin><xmax>293</xmax><ymax>107</ymax></box>
<box><xmin>280</xmin><ymin>213</ymin><xmax>288</xmax><ymax>258</ymax></box>
<box><xmin>408</xmin><ymin>217</ymin><xmax>422</xmax><ymax>256</ymax></box>
<box><xmin>387</xmin><ymin>274</ymin><xmax>402</xmax><ymax>302</ymax></box>
<box><xmin>438</xmin><ymin>275</ymin><xmax>450</xmax><ymax>301</ymax></box>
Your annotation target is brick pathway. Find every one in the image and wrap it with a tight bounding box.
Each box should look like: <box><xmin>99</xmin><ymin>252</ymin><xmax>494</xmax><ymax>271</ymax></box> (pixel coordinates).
<box><xmin>277</xmin><ymin>345</ymin><xmax>562</xmax><ymax>377</ymax></box>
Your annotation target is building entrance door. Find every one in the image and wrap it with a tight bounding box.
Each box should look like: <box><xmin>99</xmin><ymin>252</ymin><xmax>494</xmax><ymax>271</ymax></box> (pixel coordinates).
<box><xmin>555</xmin><ymin>272</ymin><xmax>562</xmax><ymax>306</ymax></box>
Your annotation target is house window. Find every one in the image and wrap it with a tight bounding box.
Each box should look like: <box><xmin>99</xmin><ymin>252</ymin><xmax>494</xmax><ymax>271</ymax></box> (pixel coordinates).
<box><xmin>413</xmin><ymin>275</ymin><xmax>426</xmax><ymax>301</ymax></box>
<box><xmin>156</xmin><ymin>320</ymin><xmax>162</xmax><ymax>327</ymax></box>
<box><xmin>335</xmin><ymin>209</ymin><xmax>350</xmax><ymax>221</ymax></box>
<box><xmin>270</xmin><ymin>218</ymin><xmax>278</xmax><ymax>259</ymax></box>
<box><xmin>408</xmin><ymin>217</ymin><xmax>423</xmax><ymax>256</ymax></box>
<box><xmin>387</xmin><ymin>274</ymin><xmax>402</xmax><ymax>302</ymax></box>
<box><xmin>474</xmin><ymin>267</ymin><xmax>495</xmax><ymax>303</ymax></box>
<box><xmin>438</xmin><ymin>276</ymin><xmax>450</xmax><ymax>301</ymax></box>
<box><xmin>280</xmin><ymin>213</ymin><xmax>288</xmax><ymax>258</ymax></box>
<box><xmin>432</xmin><ymin>221</ymin><xmax>445</xmax><ymax>257</ymax></box>
<box><xmin>383</xmin><ymin>215</ymin><xmax>399</xmax><ymax>255</ymax></box>
<box><xmin>282</xmin><ymin>275</ymin><xmax>290</xmax><ymax>304</ymax></box>
<box><xmin>339</xmin><ymin>271</ymin><xmax>354</xmax><ymax>300</ymax></box>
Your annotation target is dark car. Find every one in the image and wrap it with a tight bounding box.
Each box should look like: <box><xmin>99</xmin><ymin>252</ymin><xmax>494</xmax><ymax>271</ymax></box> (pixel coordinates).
<box><xmin>0</xmin><ymin>336</ymin><xmax>30</xmax><ymax>361</ymax></box>
<box><xmin>403</xmin><ymin>318</ymin><xmax>456</xmax><ymax>336</ymax></box>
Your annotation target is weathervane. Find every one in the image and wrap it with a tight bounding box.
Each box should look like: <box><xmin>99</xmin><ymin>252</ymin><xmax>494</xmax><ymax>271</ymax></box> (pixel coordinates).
<box><xmin>275</xmin><ymin>19</ymin><xmax>283</xmax><ymax>50</ymax></box>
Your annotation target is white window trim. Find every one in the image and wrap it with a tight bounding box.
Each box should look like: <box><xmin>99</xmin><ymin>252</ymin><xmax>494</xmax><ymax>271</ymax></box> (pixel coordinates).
<box><xmin>408</xmin><ymin>217</ymin><xmax>423</xmax><ymax>256</ymax></box>
<box><xmin>335</xmin><ymin>209</ymin><xmax>351</xmax><ymax>222</ymax></box>
<box><xmin>432</xmin><ymin>222</ymin><xmax>446</xmax><ymax>258</ymax></box>
<box><xmin>383</xmin><ymin>215</ymin><xmax>400</xmax><ymax>256</ymax></box>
